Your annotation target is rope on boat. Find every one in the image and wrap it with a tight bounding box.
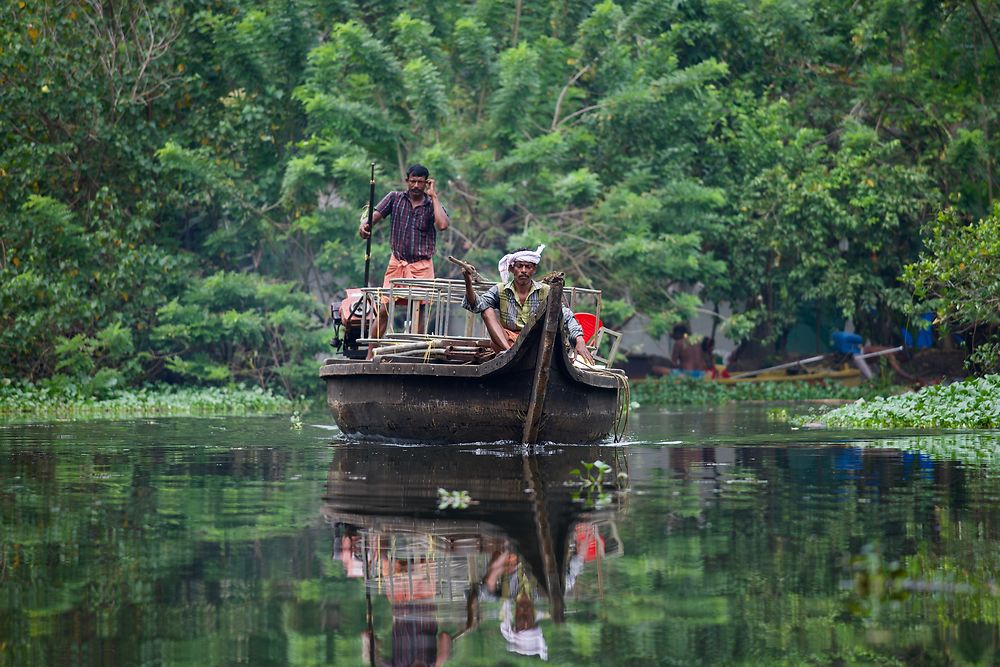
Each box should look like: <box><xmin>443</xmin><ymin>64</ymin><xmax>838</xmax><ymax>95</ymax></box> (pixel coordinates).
<box><xmin>575</xmin><ymin>359</ymin><xmax>630</xmax><ymax>442</ymax></box>
<box><xmin>610</xmin><ymin>371</ymin><xmax>631</xmax><ymax>442</ymax></box>
<box><xmin>422</xmin><ymin>338</ymin><xmax>437</xmax><ymax>363</ymax></box>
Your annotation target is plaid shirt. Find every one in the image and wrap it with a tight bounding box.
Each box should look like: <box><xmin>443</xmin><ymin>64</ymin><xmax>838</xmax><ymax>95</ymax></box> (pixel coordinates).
<box><xmin>463</xmin><ymin>279</ymin><xmax>585</xmax><ymax>343</ymax></box>
<box><xmin>374</xmin><ymin>191</ymin><xmax>448</xmax><ymax>262</ymax></box>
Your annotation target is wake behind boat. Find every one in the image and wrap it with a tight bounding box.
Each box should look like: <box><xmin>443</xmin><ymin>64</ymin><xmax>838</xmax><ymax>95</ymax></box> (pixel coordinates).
<box><xmin>320</xmin><ymin>275</ymin><xmax>629</xmax><ymax>444</ymax></box>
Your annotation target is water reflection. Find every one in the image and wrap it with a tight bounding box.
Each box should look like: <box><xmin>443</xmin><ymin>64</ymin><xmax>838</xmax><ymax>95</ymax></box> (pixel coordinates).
<box><xmin>2</xmin><ymin>414</ymin><xmax>1000</xmax><ymax>665</ymax></box>
<box><xmin>321</xmin><ymin>443</ymin><xmax>627</xmax><ymax>665</ymax></box>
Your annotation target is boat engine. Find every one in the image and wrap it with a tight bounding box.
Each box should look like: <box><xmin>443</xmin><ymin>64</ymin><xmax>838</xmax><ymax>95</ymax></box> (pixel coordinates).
<box><xmin>329</xmin><ymin>289</ymin><xmax>371</xmax><ymax>359</ymax></box>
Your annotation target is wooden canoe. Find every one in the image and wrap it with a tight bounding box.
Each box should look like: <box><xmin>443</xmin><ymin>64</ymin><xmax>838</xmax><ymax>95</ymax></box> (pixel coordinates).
<box><xmin>716</xmin><ymin>367</ymin><xmax>863</xmax><ymax>386</ymax></box>
<box><xmin>320</xmin><ymin>277</ymin><xmax>629</xmax><ymax>444</ymax></box>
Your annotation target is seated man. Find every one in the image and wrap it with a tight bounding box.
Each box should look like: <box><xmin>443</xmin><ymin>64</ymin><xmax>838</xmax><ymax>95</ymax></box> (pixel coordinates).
<box><xmin>670</xmin><ymin>324</ymin><xmax>706</xmax><ymax>376</ymax></box>
<box><xmin>460</xmin><ymin>245</ymin><xmax>595</xmax><ymax>364</ymax></box>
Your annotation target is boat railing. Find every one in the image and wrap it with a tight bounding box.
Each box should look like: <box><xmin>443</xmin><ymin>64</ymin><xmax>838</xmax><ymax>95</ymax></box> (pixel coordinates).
<box><xmin>352</xmin><ymin>278</ymin><xmax>606</xmax><ymax>360</ymax></box>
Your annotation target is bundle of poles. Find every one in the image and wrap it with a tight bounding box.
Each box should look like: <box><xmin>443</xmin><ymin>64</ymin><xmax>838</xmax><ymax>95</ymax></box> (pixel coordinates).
<box><xmin>358</xmin><ymin>333</ymin><xmax>497</xmax><ymax>364</ymax></box>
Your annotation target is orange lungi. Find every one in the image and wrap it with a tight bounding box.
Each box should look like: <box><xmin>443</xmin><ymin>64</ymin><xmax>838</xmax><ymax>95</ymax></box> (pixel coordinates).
<box><xmin>489</xmin><ymin>327</ymin><xmax>520</xmax><ymax>353</ymax></box>
<box><xmin>382</xmin><ymin>255</ymin><xmax>434</xmax><ymax>287</ymax></box>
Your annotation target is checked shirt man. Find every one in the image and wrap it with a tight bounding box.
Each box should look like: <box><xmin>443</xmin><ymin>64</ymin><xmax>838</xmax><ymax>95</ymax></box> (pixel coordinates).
<box><xmin>358</xmin><ymin>164</ymin><xmax>449</xmax><ymax>337</ymax></box>
<box><xmin>359</xmin><ymin>163</ymin><xmax>449</xmax><ymax>286</ymax></box>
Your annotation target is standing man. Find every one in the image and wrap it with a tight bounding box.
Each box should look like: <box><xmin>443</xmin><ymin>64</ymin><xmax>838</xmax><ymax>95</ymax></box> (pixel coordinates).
<box><xmin>358</xmin><ymin>164</ymin><xmax>449</xmax><ymax>335</ymax></box>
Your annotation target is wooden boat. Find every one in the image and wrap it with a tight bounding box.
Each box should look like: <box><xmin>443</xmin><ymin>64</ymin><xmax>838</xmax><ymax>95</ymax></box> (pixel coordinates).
<box><xmin>717</xmin><ymin>366</ymin><xmax>864</xmax><ymax>386</ymax></box>
<box><xmin>715</xmin><ymin>346</ymin><xmax>904</xmax><ymax>386</ymax></box>
<box><xmin>320</xmin><ymin>275</ymin><xmax>629</xmax><ymax>444</ymax></box>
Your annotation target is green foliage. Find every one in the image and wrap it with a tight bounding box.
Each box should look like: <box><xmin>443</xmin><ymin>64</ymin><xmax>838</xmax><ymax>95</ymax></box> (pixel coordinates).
<box><xmin>902</xmin><ymin>205</ymin><xmax>1000</xmax><ymax>372</ymax></box>
<box><xmin>0</xmin><ymin>380</ymin><xmax>295</xmax><ymax>420</ymax></box>
<box><xmin>568</xmin><ymin>459</ymin><xmax>625</xmax><ymax>509</ymax></box>
<box><xmin>151</xmin><ymin>271</ymin><xmax>326</xmax><ymax>397</ymax></box>
<box><xmin>813</xmin><ymin>375</ymin><xmax>1000</xmax><ymax>429</ymax></box>
<box><xmin>0</xmin><ymin>195</ymin><xmax>179</xmax><ymax>383</ymax></box>
<box><xmin>4</xmin><ymin>0</ymin><xmax>1000</xmax><ymax>401</ymax></box>
<box><xmin>632</xmin><ymin>376</ymin><xmax>895</xmax><ymax>406</ymax></box>
<box><xmin>437</xmin><ymin>488</ymin><xmax>473</xmax><ymax>510</ymax></box>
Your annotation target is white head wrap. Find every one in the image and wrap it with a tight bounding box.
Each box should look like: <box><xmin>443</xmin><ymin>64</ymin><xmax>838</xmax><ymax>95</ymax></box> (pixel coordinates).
<box><xmin>498</xmin><ymin>244</ymin><xmax>545</xmax><ymax>283</ymax></box>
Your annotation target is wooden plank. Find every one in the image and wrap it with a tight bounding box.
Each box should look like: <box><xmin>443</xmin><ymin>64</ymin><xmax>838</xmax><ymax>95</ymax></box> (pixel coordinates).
<box><xmin>522</xmin><ymin>277</ymin><xmax>564</xmax><ymax>444</ymax></box>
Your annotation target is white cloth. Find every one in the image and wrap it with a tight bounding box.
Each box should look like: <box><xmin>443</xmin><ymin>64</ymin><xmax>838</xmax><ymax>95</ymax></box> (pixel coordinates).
<box><xmin>499</xmin><ymin>600</ymin><xmax>548</xmax><ymax>661</ymax></box>
<box><xmin>498</xmin><ymin>244</ymin><xmax>545</xmax><ymax>283</ymax></box>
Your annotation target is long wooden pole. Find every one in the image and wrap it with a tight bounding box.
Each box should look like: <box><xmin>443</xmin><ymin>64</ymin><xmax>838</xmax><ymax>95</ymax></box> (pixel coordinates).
<box><xmin>364</xmin><ymin>162</ymin><xmax>375</xmax><ymax>289</ymax></box>
<box><xmin>729</xmin><ymin>345</ymin><xmax>905</xmax><ymax>379</ymax></box>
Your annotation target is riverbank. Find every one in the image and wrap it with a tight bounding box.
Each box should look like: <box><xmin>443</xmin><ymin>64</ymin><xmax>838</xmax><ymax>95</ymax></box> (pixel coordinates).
<box><xmin>0</xmin><ymin>381</ymin><xmax>298</xmax><ymax>420</ymax></box>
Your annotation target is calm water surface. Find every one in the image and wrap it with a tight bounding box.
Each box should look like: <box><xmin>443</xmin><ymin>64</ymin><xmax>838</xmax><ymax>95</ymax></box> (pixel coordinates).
<box><xmin>2</xmin><ymin>406</ymin><xmax>999</xmax><ymax>666</ymax></box>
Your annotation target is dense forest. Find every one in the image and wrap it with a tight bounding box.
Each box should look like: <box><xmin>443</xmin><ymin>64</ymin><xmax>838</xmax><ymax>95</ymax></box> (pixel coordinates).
<box><xmin>2</xmin><ymin>0</ymin><xmax>999</xmax><ymax>397</ymax></box>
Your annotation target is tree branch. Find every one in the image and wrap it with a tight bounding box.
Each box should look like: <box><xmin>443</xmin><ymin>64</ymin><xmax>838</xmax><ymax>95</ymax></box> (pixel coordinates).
<box><xmin>551</xmin><ymin>65</ymin><xmax>591</xmax><ymax>131</ymax></box>
<box><xmin>557</xmin><ymin>104</ymin><xmax>604</xmax><ymax>128</ymax></box>
<box><xmin>969</xmin><ymin>0</ymin><xmax>1000</xmax><ymax>65</ymax></box>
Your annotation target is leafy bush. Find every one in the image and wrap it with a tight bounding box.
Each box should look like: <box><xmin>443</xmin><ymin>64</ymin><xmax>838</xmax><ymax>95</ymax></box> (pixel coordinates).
<box><xmin>151</xmin><ymin>272</ymin><xmax>327</xmax><ymax>398</ymax></box>
<box><xmin>0</xmin><ymin>196</ymin><xmax>179</xmax><ymax>383</ymax></box>
<box><xmin>902</xmin><ymin>205</ymin><xmax>1000</xmax><ymax>374</ymax></box>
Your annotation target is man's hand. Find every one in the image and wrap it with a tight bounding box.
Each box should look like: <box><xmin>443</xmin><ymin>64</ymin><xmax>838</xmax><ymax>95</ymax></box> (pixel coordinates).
<box><xmin>425</xmin><ymin>178</ymin><xmax>436</xmax><ymax>199</ymax></box>
<box><xmin>359</xmin><ymin>207</ymin><xmax>382</xmax><ymax>239</ymax></box>
<box><xmin>575</xmin><ymin>338</ymin><xmax>596</xmax><ymax>365</ymax></box>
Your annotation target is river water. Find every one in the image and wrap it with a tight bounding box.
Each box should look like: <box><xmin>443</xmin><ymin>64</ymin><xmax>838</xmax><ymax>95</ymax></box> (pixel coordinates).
<box><xmin>2</xmin><ymin>406</ymin><xmax>999</xmax><ymax>666</ymax></box>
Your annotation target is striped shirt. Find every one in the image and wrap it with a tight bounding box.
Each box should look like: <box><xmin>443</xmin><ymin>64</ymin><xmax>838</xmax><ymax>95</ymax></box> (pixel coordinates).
<box><xmin>374</xmin><ymin>191</ymin><xmax>448</xmax><ymax>262</ymax></box>
<box><xmin>463</xmin><ymin>279</ymin><xmax>585</xmax><ymax>343</ymax></box>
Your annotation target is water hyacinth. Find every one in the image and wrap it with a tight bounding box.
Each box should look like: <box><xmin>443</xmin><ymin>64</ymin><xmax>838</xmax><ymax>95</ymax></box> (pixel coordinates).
<box><xmin>437</xmin><ymin>488</ymin><xmax>473</xmax><ymax>510</ymax></box>
<box><xmin>816</xmin><ymin>375</ymin><xmax>1000</xmax><ymax>429</ymax></box>
<box><xmin>0</xmin><ymin>380</ymin><xmax>297</xmax><ymax>420</ymax></box>
<box><xmin>632</xmin><ymin>375</ymin><xmax>894</xmax><ymax>406</ymax></box>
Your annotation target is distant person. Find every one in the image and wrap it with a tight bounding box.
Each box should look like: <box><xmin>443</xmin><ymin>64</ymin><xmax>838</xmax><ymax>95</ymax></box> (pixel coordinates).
<box><xmin>460</xmin><ymin>245</ymin><xmax>595</xmax><ymax>364</ymax></box>
<box><xmin>831</xmin><ymin>330</ymin><xmax>873</xmax><ymax>379</ymax></box>
<box><xmin>701</xmin><ymin>337</ymin><xmax>728</xmax><ymax>378</ymax></box>
<box><xmin>359</xmin><ymin>164</ymin><xmax>450</xmax><ymax>336</ymax></box>
<box><xmin>670</xmin><ymin>324</ymin><xmax>705</xmax><ymax>375</ymax></box>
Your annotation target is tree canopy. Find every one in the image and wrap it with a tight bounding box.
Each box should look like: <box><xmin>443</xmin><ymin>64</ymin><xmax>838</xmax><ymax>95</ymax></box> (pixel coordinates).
<box><xmin>2</xmin><ymin>0</ymin><xmax>998</xmax><ymax>394</ymax></box>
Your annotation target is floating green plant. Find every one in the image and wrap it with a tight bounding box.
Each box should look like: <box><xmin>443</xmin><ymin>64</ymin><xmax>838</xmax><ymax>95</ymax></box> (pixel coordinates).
<box><xmin>437</xmin><ymin>488</ymin><xmax>473</xmax><ymax>510</ymax></box>
<box><xmin>813</xmin><ymin>375</ymin><xmax>1000</xmax><ymax>429</ymax></box>
<box><xmin>569</xmin><ymin>459</ymin><xmax>627</xmax><ymax>509</ymax></box>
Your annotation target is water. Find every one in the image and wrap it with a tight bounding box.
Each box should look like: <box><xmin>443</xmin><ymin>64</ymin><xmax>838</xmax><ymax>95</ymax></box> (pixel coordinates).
<box><xmin>2</xmin><ymin>406</ymin><xmax>999</xmax><ymax>666</ymax></box>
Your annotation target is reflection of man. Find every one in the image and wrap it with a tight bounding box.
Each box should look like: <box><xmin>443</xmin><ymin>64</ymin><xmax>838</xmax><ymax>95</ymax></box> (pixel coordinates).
<box><xmin>566</xmin><ymin>523</ymin><xmax>605</xmax><ymax>593</ymax></box>
<box><xmin>332</xmin><ymin>528</ymin><xmax>453</xmax><ymax>667</ymax></box>
<box><xmin>376</xmin><ymin>555</ymin><xmax>453</xmax><ymax>667</ymax></box>
<box><xmin>480</xmin><ymin>551</ymin><xmax>548</xmax><ymax>661</ymax></box>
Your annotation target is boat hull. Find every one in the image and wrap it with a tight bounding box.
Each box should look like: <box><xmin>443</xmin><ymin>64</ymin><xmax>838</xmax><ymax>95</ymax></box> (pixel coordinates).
<box><xmin>323</xmin><ymin>362</ymin><xmax>620</xmax><ymax>443</ymax></box>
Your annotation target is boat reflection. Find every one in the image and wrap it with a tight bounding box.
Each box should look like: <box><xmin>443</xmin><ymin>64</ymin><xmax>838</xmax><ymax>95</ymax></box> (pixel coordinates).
<box><xmin>322</xmin><ymin>443</ymin><xmax>628</xmax><ymax>665</ymax></box>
